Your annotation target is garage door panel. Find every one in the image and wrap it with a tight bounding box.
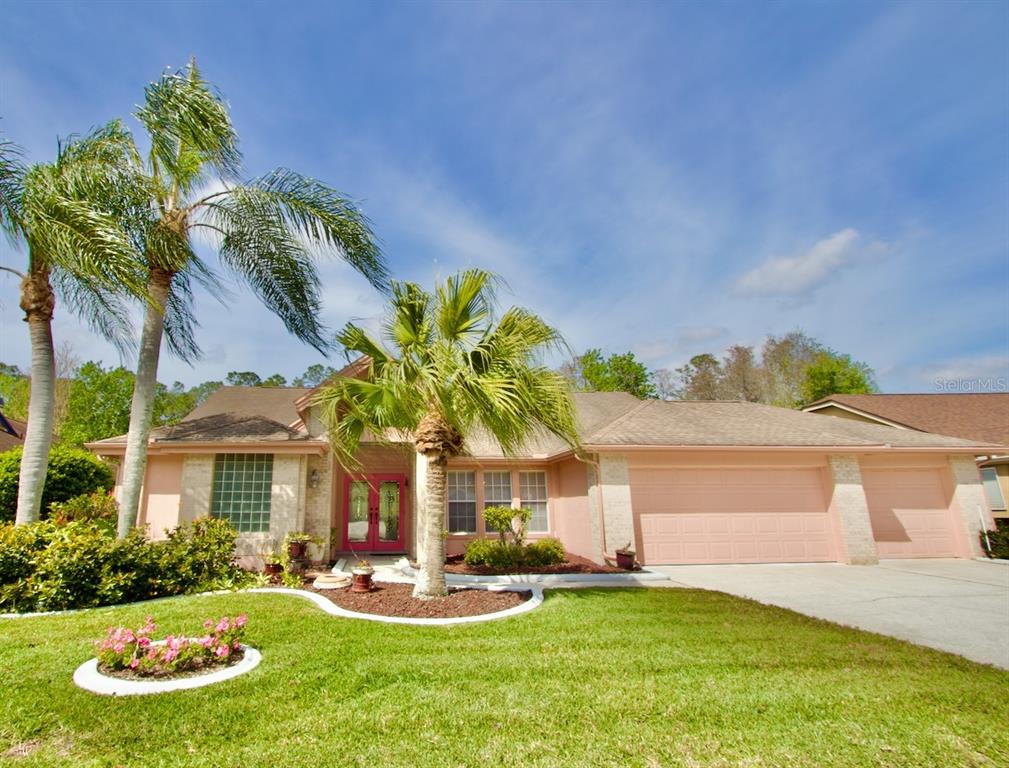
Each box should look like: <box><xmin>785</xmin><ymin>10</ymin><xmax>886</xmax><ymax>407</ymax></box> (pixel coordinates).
<box><xmin>862</xmin><ymin>468</ymin><xmax>957</xmax><ymax>558</ymax></box>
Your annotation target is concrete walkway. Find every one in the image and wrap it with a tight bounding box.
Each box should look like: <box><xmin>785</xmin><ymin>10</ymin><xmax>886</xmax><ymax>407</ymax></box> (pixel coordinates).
<box><xmin>653</xmin><ymin>559</ymin><xmax>1009</xmax><ymax>669</ymax></box>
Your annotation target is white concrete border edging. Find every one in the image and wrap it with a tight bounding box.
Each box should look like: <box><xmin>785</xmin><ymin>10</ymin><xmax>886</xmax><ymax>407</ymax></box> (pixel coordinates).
<box><xmin>248</xmin><ymin>585</ymin><xmax>544</xmax><ymax>626</ymax></box>
<box><xmin>73</xmin><ymin>644</ymin><xmax>261</xmax><ymax>696</ymax></box>
<box><xmin>395</xmin><ymin>558</ymin><xmax>669</xmax><ymax>585</ymax></box>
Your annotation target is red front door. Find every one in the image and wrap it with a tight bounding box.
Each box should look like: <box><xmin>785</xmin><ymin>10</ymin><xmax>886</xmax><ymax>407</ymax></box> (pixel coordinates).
<box><xmin>343</xmin><ymin>474</ymin><xmax>406</xmax><ymax>552</ymax></box>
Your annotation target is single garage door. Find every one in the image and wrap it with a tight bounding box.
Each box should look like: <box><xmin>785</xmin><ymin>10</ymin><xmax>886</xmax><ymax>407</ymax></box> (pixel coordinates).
<box><xmin>632</xmin><ymin>466</ymin><xmax>836</xmax><ymax>565</ymax></box>
<box><xmin>861</xmin><ymin>468</ymin><xmax>958</xmax><ymax>558</ymax></box>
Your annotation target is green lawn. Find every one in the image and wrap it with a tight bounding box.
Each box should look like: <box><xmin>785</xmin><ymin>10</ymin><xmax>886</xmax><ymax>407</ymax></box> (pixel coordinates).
<box><xmin>1</xmin><ymin>588</ymin><xmax>1007</xmax><ymax>768</ymax></box>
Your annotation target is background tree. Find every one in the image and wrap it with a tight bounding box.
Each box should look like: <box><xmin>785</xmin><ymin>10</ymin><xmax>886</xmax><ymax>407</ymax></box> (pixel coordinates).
<box><xmin>673</xmin><ymin>353</ymin><xmax>722</xmax><ymax>400</ymax></box>
<box><xmin>719</xmin><ymin>345</ymin><xmax>762</xmax><ymax>402</ymax></box>
<box><xmin>759</xmin><ymin>331</ymin><xmax>824</xmax><ymax>407</ymax></box>
<box><xmin>292</xmin><ymin>363</ymin><xmax>337</xmax><ymax>388</ymax></box>
<box><xmin>315</xmin><ymin>270</ymin><xmax>580</xmax><ymax>598</ymax></box>
<box><xmin>115</xmin><ymin>61</ymin><xmax>387</xmax><ymax>537</ymax></box>
<box><xmin>563</xmin><ymin>349</ymin><xmax>657</xmax><ymax>399</ymax></box>
<box><xmin>0</xmin><ymin>125</ymin><xmax>149</xmax><ymax>524</ymax></box>
<box><xmin>801</xmin><ymin>352</ymin><xmax>877</xmax><ymax>404</ymax></box>
<box><xmin>225</xmin><ymin>371</ymin><xmax>263</xmax><ymax>387</ymax></box>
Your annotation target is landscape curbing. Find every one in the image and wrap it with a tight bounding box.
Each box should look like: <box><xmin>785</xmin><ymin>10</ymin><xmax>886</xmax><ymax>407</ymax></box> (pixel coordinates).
<box><xmin>395</xmin><ymin>557</ymin><xmax>671</xmax><ymax>585</ymax></box>
<box><xmin>73</xmin><ymin>645</ymin><xmax>261</xmax><ymax>696</ymax></box>
<box><xmin>246</xmin><ymin>585</ymin><xmax>545</xmax><ymax>625</ymax></box>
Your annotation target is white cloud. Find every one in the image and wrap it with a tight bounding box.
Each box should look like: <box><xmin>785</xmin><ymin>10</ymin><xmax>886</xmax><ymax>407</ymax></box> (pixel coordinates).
<box><xmin>732</xmin><ymin>228</ymin><xmax>861</xmax><ymax>299</ymax></box>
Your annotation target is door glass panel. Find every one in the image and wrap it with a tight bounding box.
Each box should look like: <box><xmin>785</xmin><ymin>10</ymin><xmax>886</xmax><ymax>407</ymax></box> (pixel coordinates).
<box><xmin>348</xmin><ymin>481</ymin><xmax>369</xmax><ymax>542</ymax></box>
<box><xmin>378</xmin><ymin>480</ymin><xmax>400</xmax><ymax>542</ymax></box>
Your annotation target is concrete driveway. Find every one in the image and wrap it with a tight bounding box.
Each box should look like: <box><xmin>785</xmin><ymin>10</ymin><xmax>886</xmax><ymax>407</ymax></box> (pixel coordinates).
<box><xmin>653</xmin><ymin>559</ymin><xmax>1009</xmax><ymax>669</ymax></box>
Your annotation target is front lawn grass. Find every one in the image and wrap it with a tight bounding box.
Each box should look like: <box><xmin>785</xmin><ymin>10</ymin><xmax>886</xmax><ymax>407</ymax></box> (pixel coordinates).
<box><xmin>1</xmin><ymin>588</ymin><xmax>1006</xmax><ymax>767</ymax></box>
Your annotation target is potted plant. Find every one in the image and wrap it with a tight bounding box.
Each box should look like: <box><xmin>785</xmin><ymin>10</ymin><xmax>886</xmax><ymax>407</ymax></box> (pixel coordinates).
<box><xmin>264</xmin><ymin>553</ymin><xmax>283</xmax><ymax>579</ymax></box>
<box><xmin>284</xmin><ymin>532</ymin><xmax>322</xmax><ymax>560</ymax></box>
<box><xmin>351</xmin><ymin>559</ymin><xmax>374</xmax><ymax>593</ymax></box>
<box><xmin>615</xmin><ymin>543</ymin><xmax>636</xmax><ymax>570</ymax></box>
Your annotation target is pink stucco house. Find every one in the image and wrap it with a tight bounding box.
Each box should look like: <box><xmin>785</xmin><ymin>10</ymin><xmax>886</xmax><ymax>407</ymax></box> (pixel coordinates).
<box><xmin>88</xmin><ymin>373</ymin><xmax>1001</xmax><ymax>567</ymax></box>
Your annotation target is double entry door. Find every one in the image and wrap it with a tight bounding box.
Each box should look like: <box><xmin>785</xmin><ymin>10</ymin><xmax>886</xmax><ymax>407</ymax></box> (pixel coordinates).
<box><xmin>343</xmin><ymin>474</ymin><xmax>406</xmax><ymax>552</ymax></box>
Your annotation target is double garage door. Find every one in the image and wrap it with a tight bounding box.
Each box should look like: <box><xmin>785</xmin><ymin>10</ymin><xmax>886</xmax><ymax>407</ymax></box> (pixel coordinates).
<box><xmin>632</xmin><ymin>466</ymin><xmax>837</xmax><ymax>565</ymax></box>
<box><xmin>633</xmin><ymin>464</ymin><xmax>960</xmax><ymax>565</ymax></box>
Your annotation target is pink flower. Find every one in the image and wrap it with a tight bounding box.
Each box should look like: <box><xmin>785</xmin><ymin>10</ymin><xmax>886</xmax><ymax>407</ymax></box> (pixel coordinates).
<box><xmin>167</xmin><ymin>636</ymin><xmax>181</xmax><ymax>651</ymax></box>
<box><xmin>129</xmin><ymin>659</ymin><xmax>139</xmax><ymax>669</ymax></box>
<box><xmin>162</xmin><ymin>649</ymin><xmax>178</xmax><ymax>662</ymax></box>
<box><xmin>113</xmin><ymin>642</ymin><xmax>125</xmax><ymax>654</ymax></box>
<box><xmin>203</xmin><ymin>619</ymin><xmax>213</xmax><ymax>629</ymax></box>
<box><xmin>200</xmin><ymin>635</ymin><xmax>214</xmax><ymax>649</ymax></box>
<box><xmin>123</xmin><ymin>630</ymin><xmax>135</xmax><ymax>643</ymax></box>
<box><xmin>232</xmin><ymin>641</ymin><xmax>241</xmax><ymax>650</ymax></box>
<box><xmin>234</xmin><ymin>615</ymin><xmax>248</xmax><ymax>628</ymax></box>
<box><xmin>147</xmin><ymin>648</ymin><xmax>158</xmax><ymax>660</ymax></box>
<box><xmin>215</xmin><ymin>618</ymin><xmax>230</xmax><ymax>633</ymax></box>
<box><xmin>138</xmin><ymin>637</ymin><xmax>151</xmax><ymax>648</ymax></box>
<box><xmin>215</xmin><ymin>645</ymin><xmax>229</xmax><ymax>658</ymax></box>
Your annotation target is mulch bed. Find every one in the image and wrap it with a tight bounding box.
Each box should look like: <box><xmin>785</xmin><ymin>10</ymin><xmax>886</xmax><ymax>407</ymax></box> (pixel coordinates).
<box><xmin>302</xmin><ymin>581</ymin><xmax>530</xmax><ymax>618</ymax></box>
<box><xmin>440</xmin><ymin>552</ymin><xmax>631</xmax><ymax>576</ymax></box>
<box><xmin>98</xmin><ymin>650</ymin><xmax>245</xmax><ymax>681</ymax></box>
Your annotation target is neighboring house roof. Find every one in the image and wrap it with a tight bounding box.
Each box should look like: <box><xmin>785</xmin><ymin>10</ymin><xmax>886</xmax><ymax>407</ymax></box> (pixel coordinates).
<box><xmin>0</xmin><ymin>414</ymin><xmax>25</xmax><ymax>452</ymax></box>
<box><xmin>583</xmin><ymin>400</ymin><xmax>997</xmax><ymax>451</ymax></box>
<box><xmin>803</xmin><ymin>393</ymin><xmax>1009</xmax><ymax>446</ymax></box>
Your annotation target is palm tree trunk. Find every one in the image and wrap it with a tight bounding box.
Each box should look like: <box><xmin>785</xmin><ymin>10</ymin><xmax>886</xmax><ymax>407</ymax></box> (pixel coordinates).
<box><xmin>15</xmin><ymin>270</ymin><xmax>56</xmax><ymax>525</ymax></box>
<box><xmin>413</xmin><ymin>451</ymin><xmax>448</xmax><ymax>598</ymax></box>
<box><xmin>117</xmin><ymin>268</ymin><xmax>171</xmax><ymax>538</ymax></box>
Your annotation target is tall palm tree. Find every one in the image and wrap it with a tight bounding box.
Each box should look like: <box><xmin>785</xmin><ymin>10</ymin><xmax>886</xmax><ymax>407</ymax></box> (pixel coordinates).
<box><xmin>0</xmin><ymin>125</ymin><xmax>151</xmax><ymax>524</ymax></box>
<box><xmin>314</xmin><ymin>269</ymin><xmax>581</xmax><ymax>598</ymax></box>
<box><xmin>116</xmin><ymin>61</ymin><xmax>387</xmax><ymax>537</ymax></box>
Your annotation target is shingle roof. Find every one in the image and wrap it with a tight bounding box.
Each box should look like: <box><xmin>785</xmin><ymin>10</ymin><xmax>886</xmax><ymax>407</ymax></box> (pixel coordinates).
<box><xmin>0</xmin><ymin>415</ymin><xmax>25</xmax><ymax>452</ymax></box>
<box><xmin>804</xmin><ymin>393</ymin><xmax>1009</xmax><ymax>445</ymax></box>
<box><xmin>184</xmin><ymin>386</ymin><xmax>312</xmax><ymax>427</ymax></box>
<box><xmin>584</xmin><ymin>400</ymin><xmax>998</xmax><ymax>450</ymax></box>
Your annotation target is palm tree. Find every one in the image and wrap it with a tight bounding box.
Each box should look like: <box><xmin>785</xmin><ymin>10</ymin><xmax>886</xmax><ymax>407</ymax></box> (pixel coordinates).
<box><xmin>0</xmin><ymin>125</ymin><xmax>151</xmax><ymax>524</ymax></box>
<box><xmin>116</xmin><ymin>61</ymin><xmax>387</xmax><ymax>537</ymax></box>
<box><xmin>313</xmin><ymin>269</ymin><xmax>581</xmax><ymax>598</ymax></box>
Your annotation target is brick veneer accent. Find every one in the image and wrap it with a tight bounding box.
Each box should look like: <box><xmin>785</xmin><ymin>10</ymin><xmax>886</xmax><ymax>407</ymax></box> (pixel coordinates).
<box><xmin>303</xmin><ymin>454</ymin><xmax>333</xmax><ymax>559</ymax></box>
<box><xmin>179</xmin><ymin>455</ymin><xmax>213</xmax><ymax>523</ymax></box>
<box><xmin>829</xmin><ymin>455</ymin><xmax>879</xmax><ymax>565</ymax></box>
<box><xmin>948</xmin><ymin>455</ymin><xmax>991</xmax><ymax>557</ymax></box>
<box><xmin>593</xmin><ymin>454</ymin><xmax>634</xmax><ymax>557</ymax></box>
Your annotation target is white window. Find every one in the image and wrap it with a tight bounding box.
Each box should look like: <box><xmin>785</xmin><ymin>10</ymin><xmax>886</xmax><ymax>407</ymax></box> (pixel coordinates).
<box><xmin>519</xmin><ymin>470</ymin><xmax>549</xmax><ymax>533</ymax></box>
<box><xmin>982</xmin><ymin>468</ymin><xmax>1006</xmax><ymax>511</ymax></box>
<box><xmin>447</xmin><ymin>471</ymin><xmax>476</xmax><ymax>533</ymax></box>
<box><xmin>482</xmin><ymin>470</ymin><xmax>513</xmax><ymax>535</ymax></box>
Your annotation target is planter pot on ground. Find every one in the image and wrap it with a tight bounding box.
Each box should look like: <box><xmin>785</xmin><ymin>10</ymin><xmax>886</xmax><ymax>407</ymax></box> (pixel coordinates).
<box><xmin>264</xmin><ymin>563</ymin><xmax>283</xmax><ymax>577</ymax></box>
<box><xmin>287</xmin><ymin>541</ymin><xmax>308</xmax><ymax>559</ymax></box>
<box><xmin>615</xmin><ymin>550</ymin><xmax>635</xmax><ymax>570</ymax></box>
<box><xmin>351</xmin><ymin>569</ymin><xmax>374</xmax><ymax>593</ymax></box>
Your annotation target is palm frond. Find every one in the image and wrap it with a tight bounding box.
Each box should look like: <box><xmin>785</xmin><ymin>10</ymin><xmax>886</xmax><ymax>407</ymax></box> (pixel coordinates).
<box><xmin>434</xmin><ymin>268</ymin><xmax>497</xmax><ymax>345</ymax></box>
<box><xmin>239</xmin><ymin>169</ymin><xmax>386</xmax><ymax>290</ymax></box>
<box><xmin>136</xmin><ymin>60</ymin><xmax>241</xmax><ymax>190</ymax></box>
<box><xmin>0</xmin><ymin>134</ymin><xmax>26</xmax><ymax>242</ymax></box>
<box><xmin>205</xmin><ymin>188</ymin><xmax>328</xmax><ymax>351</ymax></box>
<box><xmin>50</xmin><ymin>268</ymin><xmax>136</xmax><ymax>354</ymax></box>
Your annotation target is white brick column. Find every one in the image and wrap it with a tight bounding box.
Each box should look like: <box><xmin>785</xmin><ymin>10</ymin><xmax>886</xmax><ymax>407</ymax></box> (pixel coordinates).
<box><xmin>948</xmin><ymin>455</ymin><xmax>990</xmax><ymax>557</ymax></box>
<box><xmin>179</xmin><ymin>455</ymin><xmax>214</xmax><ymax>523</ymax></box>
<box><xmin>413</xmin><ymin>452</ymin><xmax>428</xmax><ymax>564</ymax></box>
<box><xmin>303</xmin><ymin>454</ymin><xmax>333</xmax><ymax>560</ymax></box>
<box><xmin>588</xmin><ymin>454</ymin><xmax>634</xmax><ymax>559</ymax></box>
<box><xmin>828</xmin><ymin>455</ymin><xmax>878</xmax><ymax>565</ymax></box>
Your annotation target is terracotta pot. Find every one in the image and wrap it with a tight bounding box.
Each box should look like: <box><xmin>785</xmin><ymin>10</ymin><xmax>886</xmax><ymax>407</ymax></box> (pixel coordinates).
<box><xmin>264</xmin><ymin>562</ymin><xmax>283</xmax><ymax>577</ymax></box>
<box><xmin>351</xmin><ymin>570</ymin><xmax>374</xmax><ymax>593</ymax></box>
<box><xmin>287</xmin><ymin>541</ymin><xmax>307</xmax><ymax>559</ymax></box>
<box><xmin>615</xmin><ymin>550</ymin><xmax>635</xmax><ymax>570</ymax></box>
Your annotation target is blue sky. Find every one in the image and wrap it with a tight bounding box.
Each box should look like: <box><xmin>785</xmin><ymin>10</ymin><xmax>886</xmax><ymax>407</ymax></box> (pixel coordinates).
<box><xmin>1</xmin><ymin>0</ymin><xmax>1007</xmax><ymax>392</ymax></box>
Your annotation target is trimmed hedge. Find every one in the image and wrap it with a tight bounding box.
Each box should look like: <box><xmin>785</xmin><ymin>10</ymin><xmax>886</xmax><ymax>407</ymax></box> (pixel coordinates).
<box><xmin>0</xmin><ymin>446</ymin><xmax>115</xmax><ymax>522</ymax></box>
<box><xmin>464</xmin><ymin>537</ymin><xmax>567</xmax><ymax>570</ymax></box>
<box><xmin>0</xmin><ymin>516</ymin><xmax>255</xmax><ymax>613</ymax></box>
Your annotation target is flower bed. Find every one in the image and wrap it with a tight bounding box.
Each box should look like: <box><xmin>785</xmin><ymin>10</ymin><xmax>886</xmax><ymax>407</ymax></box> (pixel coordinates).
<box><xmin>96</xmin><ymin>615</ymin><xmax>247</xmax><ymax>679</ymax></box>
<box><xmin>301</xmin><ymin>581</ymin><xmax>531</xmax><ymax>619</ymax></box>
<box><xmin>440</xmin><ymin>552</ymin><xmax>627</xmax><ymax>576</ymax></box>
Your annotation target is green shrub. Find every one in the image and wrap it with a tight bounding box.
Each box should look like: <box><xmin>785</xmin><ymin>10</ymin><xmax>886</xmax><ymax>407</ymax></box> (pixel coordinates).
<box><xmin>981</xmin><ymin>527</ymin><xmax>1009</xmax><ymax>560</ymax></box>
<box><xmin>525</xmin><ymin>537</ymin><xmax>566</xmax><ymax>567</ymax></box>
<box><xmin>483</xmin><ymin>506</ymin><xmax>532</xmax><ymax>545</ymax></box>
<box><xmin>0</xmin><ymin>446</ymin><xmax>115</xmax><ymax>522</ymax></box>
<box><xmin>0</xmin><ymin>516</ymin><xmax>252</xmax><ymax>613</ymax></box>
<box><xmin>463</xmin><ymin>536</ymin><xmax>567</xmax><ymax>570</ymax></box>
<box><xmin>49</xmin><ymin>491</ymin><xmax>118</xmax><ymax>526</ymax></box>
